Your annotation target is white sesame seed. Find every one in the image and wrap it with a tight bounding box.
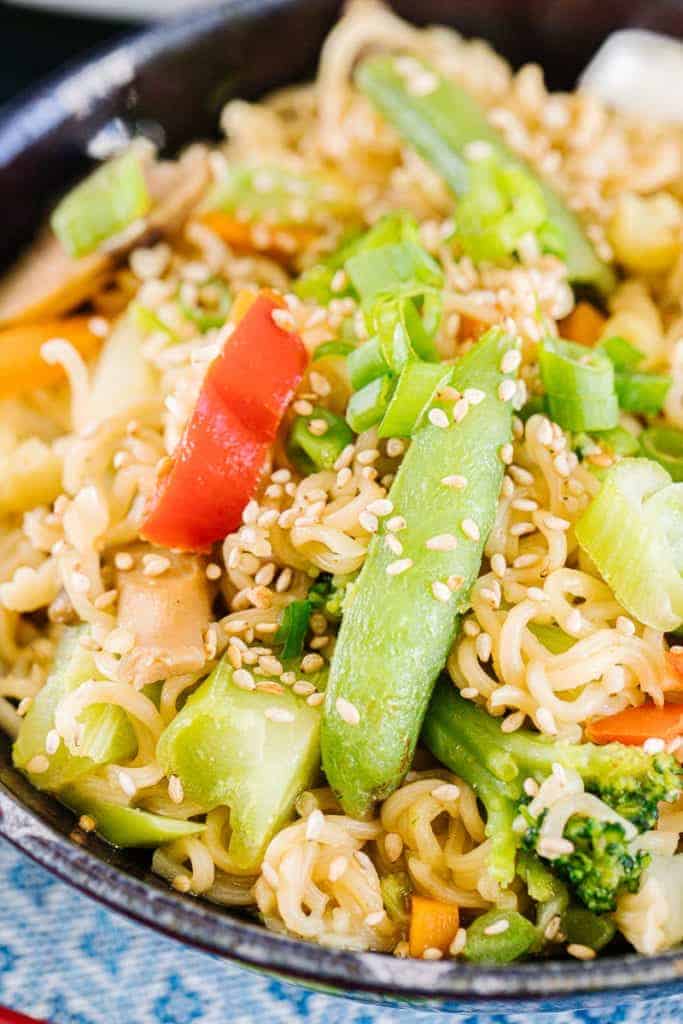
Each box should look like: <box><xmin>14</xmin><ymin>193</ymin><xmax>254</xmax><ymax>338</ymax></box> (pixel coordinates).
<box><xmin>513</xmin><ymin>553</ymin><xmax>540</xmax><ymax>569</ymax></box>
<box><xmin>310</xmin><ymin>370</ymin><xmax>331</xmax><ymax>396</ymax></box>
<box><xmin>265</xmin><ymin>707</ymin><xmax>295</xmax><ymax>724</ymax></box>
<box><xmin>387</xmin><ymin>516</ymin><xmax>407</xmax><ymax>532</ymax></box>
<box><xmin>233</xmin><ymin>668</ymin><xmax>256</xmax><ymax>691</ymax></box>
<box><xmin>512</xmin><ymin>498</ymin><xmax>538</xmax><ymax>512</ymax></box>
<box><xmin>429</xmin><ymin>408</ymin><xmax>449</xmax><ymax>429</ymax></box>
<box><xmin>453</xmin><ymin>398</ymin><xmax>470</xmax><ymax>423</ymax></box>
<box><xmin>461</xmin><ymin>519</ymin><xmax>480</xmax><ymax>542</ymax></box>
<box><xmin>510</xmin><ymin>521</ymin><xmax>536</xmax><ymax>537</ymax></box>
<box><xmin>357</xmin><ymin>448</ymin><xmax>379</xmax><ymax>465</ymax></box>
<box><xmin>501</xmin><ymin>711</ymin><xmax>525</xmax><ymax>733</ymax></box>
<box><xmin>334</xmin><ymin>444</ymin><xmax>355</xmax><ymax>470</ymax></box>
<box><xmin>301</xmin><ymin>653</ymin><xmax>324</xmax><ymax>673</ymax></box>
<box><xmin>242</xmin><ymin>499</ymin><xmax>260</xmax><ymax>524</ymax></box>
<box><xmin>306</xmin><ymin>692</ymin><xmax>325</xmax><ymax>707</ymax></box>
<box><xmin>328</xmin><ymin>855</ymin><xmax>349</xmax><ymax>882</ymax></box>
<box><xmin>441</xmin><ymin>474</ymin><xmax>467</xmax><ymax>490</ymax></box>
<box><xmin>544</xmin><ymin>513</ymin><xmax>571</xmax><ymax>531</ymax></box>
<box><xmin>305</xmin><ymin>808</ymin><xmax>325</xmax><ymax>840</ymax></box>
<box><xmin>508</xmin><ymin>465</ymin><xmax>534</xmax><ymax>486</ymax></box>
<box><xmin>386</xmin><ymin>557</ymin><xmax>413</xmax><ymax>577</ymax></box>
<box><xmin>567</xmin><ymin>944</ymin><xmax>596</xmax><ymax>961</ymax></box>
<box><xmin>523</xmin><ymin>777</ymin><xmax>539</xmax><ymax>797</ymax></box>
<box><xmin>293</xmin><ymin>680</ymin><xmax>316</xmax><ymax>697</ymax></box>
<box><xmin>464</xmin><ymin>618</ymin><xmax>481</xmax><ymax>637</ymax></box>
<box><xmin>336</xmin><ymin>467</ymin><xmax>352</xmax><ymax>489</ymax></box>
<box><xmin>118</xmin><ymin>771</ymin><xmax>136</xmax><ymax>798</ymax></box>
<box><xmin>336</xmin><ymin>697</ymin><xmax>360</xmax><ymax>725</ymax></box>
<box><xmin>385</xmin><ymin>534</ymin><xmax>403</xmax><ymax>556</ymax></box>
<box><xmin>464</xmin><ymin>388</ymin><xmax>486</xmax><ymax>406</ymax></box>
<box><xmin>432</xmin><ymin>783</ymin><xmax>460</xmax><ymax>803</ymax></box>
<box><xmin>643</xmin><ymin>737</ymin><xmax>666</xmax><ymax>755</ymax></box>
<box><xmin>386</xmin><ymin>438</ymin><xmax>405</xmax><ymax>458</ymax></box>
<box><xmin>538</xmin><ymin>836</ymin><xmax>575</xmax><ymax>858</ymax></box>
<box><xmin>498</xmin><ymin>380</ymin><xmax>516</xmax><ymax>402</ymax></box>
<box><xmin>45</xmin><ymin>729</ymin><xmax>60</xmax><ymax>756</ymax></box>
<box><xmin>501</xmin><ymin>476</ymin><xmax>514</xmax><ymax>497</ymax></box>
<box><xmin>206</xmin><ymin>562</ymin><xmax>222</xmax><ymax>581</ymax></box>
<box><xmin>367</xmin><ymin>498</ymin><xmax>393</xmax><ymax>517</ymax></box>
<box><xmin>536</xmin><ymin>419</ymin><xmax>554</xmax><ymax>446</ymax></box>
<box><xmin>501</xmin><ymin>349</ymin><xmax>522</xmax><ymax>373</ymax></box>
<box><xmin>476</xmin><ymin>632</ymin><xmax>492</xmax><ymax>661</ymax></box>
<box><xmin>484</xmin><ymin>918</ymin><xmax>510</xmax><ymax>936</ymax></box>
<box><xmin>491</xmin><ymin>553</ymin><xmax>507</xmax><ymax>578</ymax></box>
<box><xmin>480</xmin><ymin>587</ymin><xmax>500</xmax><ymax>608</ymax></box>
<box><xmin>359</xmin><ymin>510</ymin><xmax>379</xmax><ymax>533</ymax></box>
<box><xmin>422</xmin><ymin>947</ymin><xmax>443</xmax><ymax>961</ymax></box>
<box><xmin>450</xmin><ymin>928</ymin><xmax>467</xmax><ymax>956</ymax></box>
<box><xmin>500</xmin><ymin>443</ymin><xmax>514</xmax><ymax>465</ymax></box>
<box><xmin>553</xmin><ymin>453</ymin><xmax>571</xmax><ymax>477</ymax></box>
<box><xmin>365</xmin><ymin>910</ymin><xmax>387</xmax><ymax>927</ymax></box>
<box><xmin>272</xmin><ymin>308</ymin><xmax>295</xmax><ymax>331</ymax></box>
<box><xmin>385</xmin><ymin>833</ymin><xmax>404</xmax><ymax>862</ymax></box>
<box><xmin>616</xmin><ymin>615</ymin><xmax>636</xmax><ymax>636</ymax></box>
<box><xmin>544</xmin><ymin>916</ymin><xmax>562</xmax><ymax>942</ymax></box>
<box><xmin>168</xmin><ymin>775</ymin><xmax>184</xmax><ymax>804</ymax></box>
<box><xmin>426</xmin><ymin>533</ymin><xmax>458</xmax><ymax>552</ymax></box>
<box><xmin>432</xmin><ymin>580</ymin><xmax>452</xmax><ymax>603</ymax></box>
<box><xmin>308</xmin><ymin>418</ymin><xmax>329</xmax><ymax>437</ymax></box>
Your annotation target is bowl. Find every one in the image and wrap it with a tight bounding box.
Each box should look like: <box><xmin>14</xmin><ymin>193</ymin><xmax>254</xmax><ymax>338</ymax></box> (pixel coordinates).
<box><xmin>1</xmin><ymin>0</ymin><xmax>683</xmax><ymax>1013</ymax></box>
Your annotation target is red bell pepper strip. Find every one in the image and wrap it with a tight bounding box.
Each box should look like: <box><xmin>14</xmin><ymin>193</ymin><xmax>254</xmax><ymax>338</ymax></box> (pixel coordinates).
<box><xmin>586</xmin><ymin>702</ymin><xmax>683</xmax><ymax>746</ymax></box>
<box><xmin>141</xmin><ymin>294</ymin><xmax>307</xmax><ymax>550</ymax></box>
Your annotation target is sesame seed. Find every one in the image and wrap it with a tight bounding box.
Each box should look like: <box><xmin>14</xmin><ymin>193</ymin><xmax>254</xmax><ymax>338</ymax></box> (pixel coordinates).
<box><xmin>510</xmin><ymin>521</ymin><xmax>536</xmax><ymax>537</ymax></box>
<box><xmin>464</xmin><ymin>388</ymin><xmax>486</xmax><ymax>405</ymax></box>
<box><xmin>643</xmin><ymin>737</ymin><xmax>665</xmax><ymax>755</ymax></box>
<box><xmin>271</xmin><ymin>468</ymin><xmax>291</xmax><ymax>484</ymax></box>
<box><xmin>262</xmin><ymin>863</ymin><xmax>279</xmax><ymax>889</ymax></box>
<box><xmin>537</xmin><ymin>835</ymin><xmax>575</xmax><ymax>858</ymax></box>
<box><xmin>536</xmin><ymin>419</ymin><xmax>554</xmax><ymax>446</ymax></box>
<box><xmin>447</xmin><ymin>574</ymin><xmax>464</xmax><ymax>591</ymax></box>
<box><xmin>367</xmin><ymin>498</ymin><xmax>393</xmax><ymax>517</ymax></box>
<box><xmin>335</xmin><ymin>697</ymin><xmax>361</xmax><ymax>725</ymax></box>
<box><xmin>301</xmin><ymin>653</ymin><xmax>324</xmax><ymax>673</ymax></box>
<box><xmin>305</xmin><ymin>808</ymin><xmax>325</xmax><ymax>840</ymax></box>
<box><xmin>265</xmin><ymin>707</ymin><xmax>295</xmax><ymax>724</ymax></box>
<box><xmin>523</xmin><ymin>777</ymin><xmax>539</xmax><ymax>797</ymax></box>
<box><xmin>480</xmin><ymin>586</ymin><xmax>500</xmax><ymax>607</ymax></box>
<box><xmin>233</xmin><ymin>668</ymin><xmax>256</xmax><ymax>691</ymax></box>
<box><xmin>385</xmin><ymin>534</ymin><xmax>403</xmax><ymax>556</ymax></box>
<box><xmin>512</xmin><ymin>497</ymin><xmax>538</xmax><ymax>512</ymax></box>
<box><xmin>484</xmin><ymin>919</ymin><xmax>510</xmax><ymax>936</ymax></box>
<box><xmin>293</xmin><ymin>680</ymin><xmax>316</xmax><ymax>697</ymax></box>
<box><xmin>45</xmin><ymin>729</ymin><xmax>60</xmax><ymax>756</ymax></box>
<box><xmin>491</xmin><ymin>553</ymin><xmax>507</xmax><ymax>578</ymax></box>
<box><xmin>429</xmin><ymin>408</ymin><xmax>449</xmax><ymax>429</ymax></box>
<box><xmin>334</xmin><ymin>444</ymin><xmax>355</xmax><ymax>470</ymax></box>
<box><xmin>272</xmin><ymin>308</ymin><xmax>295</xmax><ymax>331</ymax></box>
<box><xmin>464</xmin><ymin>618</ymin><xmax>481</xmax><ymax>637</ymax></box>
<box><xmin>293</xmin><ymin>399</ymin><xmax>313</xmax><ymax>416</ymax></box>
<box><xmin>328</xmin><ymin>855</ymin><xmax>348</xmax><ymax>882</ymax></box>
<box><xmin>501</xmin><ymin>349</ymin><xmax>522</xmax><ymax>373</ymax></box>
<box><xmin>386</xmin><ymin>558</ymin><xmax>413</xmax><ymax>576</ymax></box>
<box><xmin>501</xmin><ymin>711</ymin><xmax>525</xmax><ymax>733</ymax></box>
<box><xmin>118</xmin><ymin>771</ymin><xmax>136</xmax><ymax>798</ymax></box>
<box><xmin>357</xmin><ymin>448</ymin><xmax>379</xmax><ymax>466</ymax></box>
<box><xmin>422</xmin><ymin>947</ymin><xmax>443</xmax><ymax>961</ymax></box>
<box><xmin>544</xmin><ymin>916</ymin><xmax>562</xmax><ymax>942</ymax></box>
<box><xmin>513</xmin><ymin>553</ymin><xmax>540</xmax><ymax>568</ymax></box>
<box><xmin>385</xmin><ymin>833</ymin><xmax>403</xmax><ymax>862</ymax></box>
<box><xmin>508</xmin><ymin>465</ymin><xmax>534</xmax><ymax>486</ymax></box>
<box><xmin>306</xmin><ymin>692</ymin><xmax>325</xmax><ymax>707</ymax></box>
<box><xmin>553</xmin><ymin>453</ymin><xmax>571</xmax><ymax>477</ymax></box>
<box><xmin>432</xmin><ymin>783</ymin><xmax>460</xmax><ymax>803</ymax></box>
<box><xmin>168</xmin><ymin>775</ymin><xmax>184</xmax><ymax>804</ymax></box>
<box><xmin>441</xmin><ymin>474</ymin><xmax>467</xmax><ymax>490</ymax></box>
<box><xmin>461</xmin><ymin>519</ymin><xmax>480</xmax><ymax>542</ymax></box>
<box><xmin>544</xmin><ymin>513</ymin><xmax>571</xmax><ymax>531</ymax></box>
<box><xmin>206</xmin><ymin>562</ymin><xmax>222</xmax><ymax>581</ymax></box>
<box><xmin>476</xmin><ymin>632</ymin><xmax>492</xmax><ymax>661</ymax></box>
<box><xmin>450</xmin><ymin>928</ymin><xmax>467</xmax><ymax>956</ymax></box>
<box><xmin>336</xmin><ymin>467</ymin><xmax>352</xmax><ymax>489</ymax></box>
<box><xmin>426</xmin><ymin>533</ymin><xmax>458</xmax><ymax>552</ymax></box>
<box><xmin>387</xmin><ymin>515</ymin><xmax>407</xmax><ymax>532</ymax></box>
<box><xmin>143</xmin><ymin>554</ymin><xmax>171</xmax><ymax>577</ymax></box>
<box><xmin>567</xmin><ymin>944</ymin><xmax>596</xmax><ymax>961</ymax></box>
<box><xmin>500</xmin><ymin>443</ymin><xmax>514</xmax><ymax>465</ymax></box>
<box><xmin>498</xmin><ymin>380</ymin><xmax>516</xmax><ymax>402</ymax></box>
<box><xmin>78</xmin><ymin>814</ymin><xmax>96</xmax><ymax>833</ymax></box>
<box><xmin>386</xmin><ymin>438</ymin><xmax>405</xmax><ymax>458</ymax></box>
<box><xmin>308</xmin><ymin>418</ymin><xmax>329</xmax><ymax>437</ymax></box>
<box><xmin>242</xmin><ymin>499</ymin><xmax>260</xmax><ymax>524</ymax></box>
<box><xmin>431</xmin><ymin>580</ymin><xmax>452</xmax><ymax>603</ymax></box>
<box><xmin>616</xmin><ymin>615</ymin><xmax>635</xmax><ymax>636</ymax></box>
<box><xmin>453</xmin><ymin>398</ymin><xmax>470</xmax><ymax>423</ymax></box>
<box><xmin>310</xmin><ymin>370</ymin><xmax>331</xmax><ymax>396</ymax></box>
<box><xmin>359</xmin><ymin>510</ymin><xmax>379</xmax><ymax>533</ymax></box>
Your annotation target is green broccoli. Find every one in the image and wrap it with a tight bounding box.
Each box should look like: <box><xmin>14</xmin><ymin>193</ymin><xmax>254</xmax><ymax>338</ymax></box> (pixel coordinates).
<box><xmin>422</xmin><ymin>677</ymin><xmax>681</xmax><ymax>907</ymax></box>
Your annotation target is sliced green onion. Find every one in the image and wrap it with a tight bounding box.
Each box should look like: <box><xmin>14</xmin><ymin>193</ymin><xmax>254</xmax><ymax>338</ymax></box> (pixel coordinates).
<box><xmin>378</xmin><ymin>360</ymin><xmax>452</xmax><ymax>438</ymax></box>
<box><xmin>615</xmin><ymin>371</ymin><xmax>670</xmax><ymax>416</ymax></box>
<box><xmin>345</xmin><ymin>240</ymin><xmax>443</xmax><ymax>307</ymax></box>
<box><xmin>527</xmin><ymin>622</ymin><xmax>575</xmax><ymax>654</ymax></box>
<box><xmin>287</xmin><ymin>407</ymin><xmax>354</xmax><ymax>473</ymax></box>
<box><xmin>539</xmin><ymin>337</ymin><xmax>618</xmax><ymax>432</ymax></box>
<box><xmin>294</xmin><ymin>264</ymin><xmax>338</xmax><ymax>304</ymax></box>
<box><xmin>640</xmin><ymin>425</ymin><xmax>683</xmax><ymax>481</ymax></box>
<box><xmin>575</xmin><ymin>458</ymin><xmax>683</xmax><ymax>630</ymax></box>
<box><xmin>132</xmin><ymin>303</ymin><xmax>177</xmax><ymax>340</ymax></box>
<box><xmin>275</xmin><ymin>600</ymin><xmax>311</xmax><ymax>661</ymax></box>
<box><xmin>600</xmin><ymin>335</ymin><xmax>644</xmax><ymax>372</ymax></box>
<box><xmin>346</xmin><ymin>375</ymin><xmax>394</xmax><ymax>433</ymax></box>
<box><xmin>593</xmin><ymin>426</ymin><xmax>640</xmax><ymax>457</ymax></box>
<box><xmin>348</xmin><ymin>337</ymin><xmax>390</xmax><ymax>390</ymax></box>
<box><xmin>312</xmin><ymin>340</ymin><xmax>355</xmax><ymax>361</ymax></box>
<box><xmin>51</xmin><ymin>151</ymin><xmax>150</xmax><ymax>258</ymax></box>
<box><xmin>179</xmin><ymin>280</ymin><xmax>231</xmax><ymax>331</ymax></box>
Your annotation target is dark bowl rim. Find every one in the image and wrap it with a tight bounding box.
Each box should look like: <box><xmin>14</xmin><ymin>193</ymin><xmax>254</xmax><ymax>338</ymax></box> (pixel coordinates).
<box><xmin>1</xmin><ymin>0</ymin><xmax>683</xmax><ymax>1003</ymax></box>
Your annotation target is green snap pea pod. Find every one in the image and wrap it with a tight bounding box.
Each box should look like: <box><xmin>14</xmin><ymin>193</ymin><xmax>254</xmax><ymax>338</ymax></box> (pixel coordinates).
<box><xmin>463</xmin><ymin>909</ymin><xmax>539</xmax><ymax>964</ymax></box>
<box><xmin>356</xmin><ymin>56</ymin><xmax>615</xmax><ymax>295</ymax></box>
<box><xmin>61</xmin><ymin>787</ymin><xmax>206</xmax><ymax>848</ymax></box>
<box><xmin>322</xmin><ymin>327</ymin><xmax>516</xmax><ymax>817</ymax></box>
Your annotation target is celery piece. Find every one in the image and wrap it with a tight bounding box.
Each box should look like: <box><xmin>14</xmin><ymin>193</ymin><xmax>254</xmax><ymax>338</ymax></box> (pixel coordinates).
<box><xmin>575</xmin><ymin>458</ymin><xmax>683</xmax><ymax>630</ymax></box>
<box><xmin>287</xmin><ymin>407</ymin><xmax>354</xmax><ymax>473</ymax></box>
<box><xmin>203</xmin><ymin>163</ymin><xmax>355</xmax><ymax>227</ymax></box>
<box><xmin>356</xmin><ymin>56</ymin><xmax>615</xmax><ymax>294</ymax></box>
<box><xmin>378</xmin><ymin>360</ymin><xmax>452</xmax><ymax>438</ymax></box>
<box><xmin>464</xmin><ymin>909</ymin><xmax>538</xmax><ymax>964</ymax></box>
<box><xmin>61</xmin><ymin>786</ymin><xmax>205</xmax><ymax>848</ymax></box>
<box><xmin>13</xmin><ymin>627</ymin><xmax>136</xmax><ymax>791</ymax></box>
<box><xmin>51</xmin><ymin>151</ymin><xmax>150</xmax><ymax>258</ymax></box>
<box><xmin>322</xmin><ymin>327</ymin><xmax>516</xmax><ymax>817</ymax></box>
<box><xmin>157</xmin><ymin>655</ymin><xmax>325</xmax><ymax>873</ymax></box>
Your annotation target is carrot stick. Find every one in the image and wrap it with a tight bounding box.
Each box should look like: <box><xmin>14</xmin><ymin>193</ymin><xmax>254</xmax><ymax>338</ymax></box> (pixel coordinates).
<box><xmin>0</xmin><ymin>317</ymin><xmax>102</xmax><ymax>398</ymax></box>
<box><xmin>409</xmin><ymin>895</ymin><xmax>460</xmax><ymax>958</ymax></box>
<box><xmin>197</xmin><ymin>211</ymin><xmax>316</xmax><ymax>255</ymax></box>
<box><xmin>586</xmin><ymin>702</ymin><xmax>683</xmax><ymax>746</ymax></box>
<box><xmin>560</xmin><ymin>301</ymin><xmax>606</xmax><ymax>347</ymax></box>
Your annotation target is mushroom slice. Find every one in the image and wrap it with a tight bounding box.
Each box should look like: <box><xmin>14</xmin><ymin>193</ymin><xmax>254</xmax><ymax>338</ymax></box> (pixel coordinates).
<box><xmin>116</xmin><ymin>547</ymin><xmax>212</xmax><ymax>689</ymax></box>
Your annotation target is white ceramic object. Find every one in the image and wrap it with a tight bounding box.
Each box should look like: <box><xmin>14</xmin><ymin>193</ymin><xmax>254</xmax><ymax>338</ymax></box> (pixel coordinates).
<box><xmin>7</xmin><ymin>0</ymin><xmax>218</xmax><ymax>19</ymax></box>
<box><xmin>580</xmin><ymin>28</ymin><xmax>683</xmax><ymax>121</ymax></box>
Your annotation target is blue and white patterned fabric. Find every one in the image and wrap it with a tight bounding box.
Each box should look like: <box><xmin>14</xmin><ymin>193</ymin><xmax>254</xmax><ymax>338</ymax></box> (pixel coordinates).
<box><xmin>0</xmin><ymin>836</ymin><xmax>680</xmax><ymax>1024</ymax></box>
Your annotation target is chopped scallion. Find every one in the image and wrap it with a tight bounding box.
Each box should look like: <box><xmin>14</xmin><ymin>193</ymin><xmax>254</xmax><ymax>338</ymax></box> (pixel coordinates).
<box><xmin>378</xmin><ymin>360</ymin><xmax>452</xmax><ymax>438</ymax></box>
<box><xmin>640</xmin><ymin>425</ymin><xmax>683</xmax><ymax>481</ymax></box>
<box><xmin>346</xmin><ymin>375</ymin><xmax>395</xmax><ymax>433</ymax></box>
<box><xmin>287</xmin><ymin>407</ymin><xmax>354</xmax><ymax>473</ymax></box>
<box><xmin>275</xmin><ymin>600</ymin><xmax>311</xmax><ymax>661</ymax></box>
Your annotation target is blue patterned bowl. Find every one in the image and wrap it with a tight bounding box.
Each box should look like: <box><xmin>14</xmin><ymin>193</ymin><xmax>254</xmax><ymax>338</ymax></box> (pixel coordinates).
<box><xmin>1</xmin><ymin>1</ymin><xmax>683</xmax><ymax>1014</ymax></box>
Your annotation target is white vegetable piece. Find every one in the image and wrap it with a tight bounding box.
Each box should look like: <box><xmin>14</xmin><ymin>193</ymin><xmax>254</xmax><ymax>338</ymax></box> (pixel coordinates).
<box><xmin>580</xmin><ymin>29</ymin><xmax>683</xmax><ymax>121</ymax></box>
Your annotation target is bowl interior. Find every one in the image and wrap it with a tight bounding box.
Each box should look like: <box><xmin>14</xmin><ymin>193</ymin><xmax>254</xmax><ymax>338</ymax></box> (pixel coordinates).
<box><xmin>2</xmin><ymin>0</ymin><xmax>683</xmax><ymax>1004</ymax></box>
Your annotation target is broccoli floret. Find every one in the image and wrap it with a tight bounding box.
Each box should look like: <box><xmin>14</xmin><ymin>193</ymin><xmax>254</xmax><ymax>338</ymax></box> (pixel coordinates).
<box><xmin>550</xmin><ymin>817</ymin><xmax>650</xmax><ymax>913</ymax></box>
<box><xmin>422</xmin><ymin>678</ymin><xmax>681</xmax><ymax>899</ymax></box>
